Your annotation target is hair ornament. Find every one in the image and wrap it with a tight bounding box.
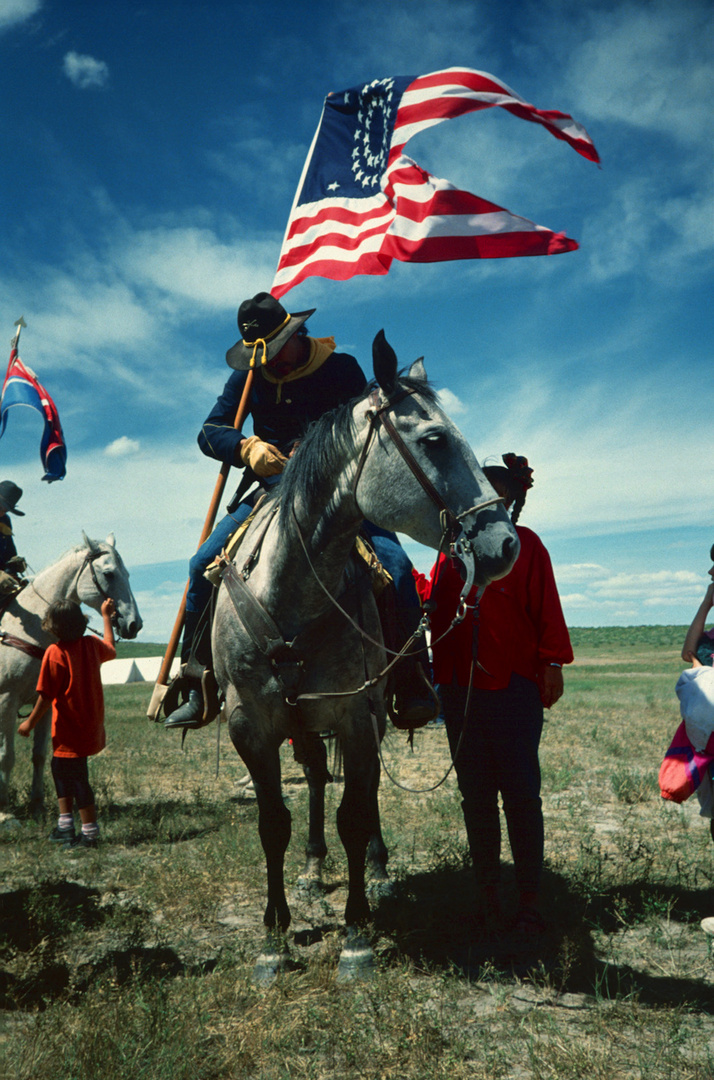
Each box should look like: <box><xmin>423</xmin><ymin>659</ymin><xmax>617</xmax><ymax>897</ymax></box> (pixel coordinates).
<box><xmin>502</xmin><ymin>452</ymin><xmax>534</xmax><ymax>491</ymax></box>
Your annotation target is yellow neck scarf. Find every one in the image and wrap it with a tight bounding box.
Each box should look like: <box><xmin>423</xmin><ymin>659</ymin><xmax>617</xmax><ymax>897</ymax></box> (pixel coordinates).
<box><xmin>261</xmin><ymin>336</ymin><xmax>336</xmax><ymax>403</ymax></box>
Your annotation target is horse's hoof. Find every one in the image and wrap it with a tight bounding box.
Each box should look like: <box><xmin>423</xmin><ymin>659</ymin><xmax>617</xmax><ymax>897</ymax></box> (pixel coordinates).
<box><xmin>296</xmin><ymin>855</ymin><xmax>326</xmax><ymax>898</ymax></box>
<box><xmin>296</xmin><ymin>875</ymin><xmax>325</xmax><ymax>899</ymax></box>
<box><xmin>252</xmin><ymin>940</ymin><xmax>290</xmax><ymax>986</ymax></box>
<box><xmin>367</xmin><ymin>877</ymin><xmax>395</xmax><ymax>902</ymax></box>
<box><xmin>336</xmin><ymin>931</ymin><xmax>375</xmax><ymax>983</ymax></box>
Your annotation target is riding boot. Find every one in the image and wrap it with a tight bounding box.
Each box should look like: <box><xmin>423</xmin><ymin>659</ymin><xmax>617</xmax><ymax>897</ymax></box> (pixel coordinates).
<box><xmin>164</xmin><ymin>680</ymin><xmax>204</xmax><ymax>729</ymax></box>
<box><xmin>163</xmin><ymin>605</ymin><xmax>215</xmax><ymax>729</ymax></box>
<box><xmin>376</xmin><ymin>580</ymin><xmax>439</xmax><ymax>729</ymax></box>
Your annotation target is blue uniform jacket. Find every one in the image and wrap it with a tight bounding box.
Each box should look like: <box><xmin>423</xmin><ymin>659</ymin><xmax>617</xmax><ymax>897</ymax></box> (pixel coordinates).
<box><xmin>197</xmin><ymin>351</ymin><xmax>367</xmax><ymax>508</ymax></box>
<box><xmin>0</xmin><ymin>514</ymin><xmax>17</xmax><ymax>571</ymax></box>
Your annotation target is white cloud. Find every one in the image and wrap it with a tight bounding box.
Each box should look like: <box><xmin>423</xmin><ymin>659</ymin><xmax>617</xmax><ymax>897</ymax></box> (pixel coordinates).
<box><xmin>553</xmin><ymin>563</ymin><xmax>610</xmax><ymax>584</ymax></box>
<box><xmin>556</xmin><ymin>563</ymin><xmax>709</xmax><ymax>627</ymax></box>
<box><xmin>104</xmin><ymin>436</ymin><xmax>140</xmax><ymax>457</ymax></box>
<box><xmin>435</xmin><ymin>387</ymin><xmax>467</xmax><ymax>415</ymax></box>
<box><xmin>120</xmin><ymin>225</ymin><xmax>277</xmax><ymax>309</ymax></box>
<box><xmin>62</xmin><ymin>51</ymin><xmax>109</xmax><ymax>90</ymax></box>
<box><xmin>0</xmin><ymin>0</ymin><xmax>41</xmax><ymax>32</ymax></box>
<box><xmin>452</xmin><ymin>356</ymin><xmax>714</xmax><ymax>542</ymax></box>
<box><xmin>566</xmin><ymin>1</ymin><xmax>714</xmax><ymax>146</ymax></box>
<box><xmin>330</xmin><ymin>0</ymin><xmax>489</xmax><ymax>76</ymax></box>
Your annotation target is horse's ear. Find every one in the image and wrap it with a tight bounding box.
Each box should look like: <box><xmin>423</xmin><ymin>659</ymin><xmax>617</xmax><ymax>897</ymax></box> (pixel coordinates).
<box><xmin>373</xmin><ymin>329</ymin><xmax>398</xmax><ymax>395</ymax></box>
<box><xmin>105</xmin><ymin>532</ymin><xmax>116</xmax><ymax>548</ymax></box>
<box><xmin>82</xmin><ymin>531</ymin><xmax>100</xmax><ymax>555</ymax></box>
<box><xmin>408</xmin><ymin>357</ymin><xmax>427</xmax><ymax>382</ymax></box>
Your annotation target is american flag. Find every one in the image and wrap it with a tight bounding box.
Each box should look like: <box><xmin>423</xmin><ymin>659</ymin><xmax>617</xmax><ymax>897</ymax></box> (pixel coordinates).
<box><xmin>0</xmin><ymin>347</ymin><xmax>67</xmax><ymax>482</ymax></box>
<box><xmin>271</xmin><ymin>67</ymin><xmax>599</xmax><ymax>299</ymax></box>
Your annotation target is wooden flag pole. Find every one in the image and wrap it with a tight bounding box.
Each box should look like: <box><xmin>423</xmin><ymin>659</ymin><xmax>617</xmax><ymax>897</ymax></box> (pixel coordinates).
<box><xmin>147</xmin><ymin>369</ymin><xmax>255</xmax><ymax>720</ymax></box>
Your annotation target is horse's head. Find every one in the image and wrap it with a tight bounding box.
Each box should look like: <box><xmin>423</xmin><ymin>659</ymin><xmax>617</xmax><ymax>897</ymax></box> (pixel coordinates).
<box><xmin>354</xmin><ymin>331</ymin><xmax>519</xmax><ymax>589</ymax></box>
<box><xmin>78</xmin><ymin>532</ymin><xmax>143</xmax><ymax>639</ymax></box>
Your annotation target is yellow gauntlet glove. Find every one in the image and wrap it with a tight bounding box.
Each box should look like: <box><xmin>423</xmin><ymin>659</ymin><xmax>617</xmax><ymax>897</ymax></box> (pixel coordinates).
<box><xmin>239</xmin><ymin>436</ymin><xmax>288</xmax><ymax>477</ymax></box>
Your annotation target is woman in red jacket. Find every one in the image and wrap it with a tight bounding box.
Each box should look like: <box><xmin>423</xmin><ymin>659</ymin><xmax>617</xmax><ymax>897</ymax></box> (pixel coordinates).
<box><xmin>418</xmin><ymin>454</ymin><xmax>573</xmax><ymax>935</ymax></box>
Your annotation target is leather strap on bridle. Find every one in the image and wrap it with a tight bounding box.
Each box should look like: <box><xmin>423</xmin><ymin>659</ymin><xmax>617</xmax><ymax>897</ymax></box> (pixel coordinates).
<box><xmin>349</xmin><ymin>386</ymin><xmax>501</xmax><ymax>557</ymax></box>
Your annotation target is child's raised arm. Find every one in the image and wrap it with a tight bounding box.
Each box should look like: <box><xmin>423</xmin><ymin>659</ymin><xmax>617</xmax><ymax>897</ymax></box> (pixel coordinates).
<box><xmin>101</xmin><ymin>598</ymin><xmax>116</xmax><ymax>648</ymax></box>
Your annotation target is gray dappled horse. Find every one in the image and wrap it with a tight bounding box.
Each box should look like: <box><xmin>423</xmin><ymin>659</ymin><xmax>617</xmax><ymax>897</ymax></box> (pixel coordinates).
<box><xmin>0</xmin><ymin>534</ymin><xmax>142</xmax><ymax>809</ymax></box>
<box><xmin>212</xmin><ymin>332</ymin><xmax>519</xmax><ymax>982</ymax></box>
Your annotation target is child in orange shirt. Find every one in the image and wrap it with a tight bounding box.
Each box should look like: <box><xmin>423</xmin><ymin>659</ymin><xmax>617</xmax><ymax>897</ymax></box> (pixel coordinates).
<box><xmin>18</xmin><ymin>597</ymin><xmax>116</xmax><ymax>848</ymax></box>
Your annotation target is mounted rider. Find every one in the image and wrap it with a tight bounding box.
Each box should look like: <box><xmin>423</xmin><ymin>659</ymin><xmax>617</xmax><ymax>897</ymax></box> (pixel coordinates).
<box><xmin>0</xmin><ymin>480</ymin><xmax>28</xmax><ymax>600</ymax></box>
<box><xmin>164</xmin><ymin>292</ymin><xmax>435</xmax><ymax>730</ymax></box>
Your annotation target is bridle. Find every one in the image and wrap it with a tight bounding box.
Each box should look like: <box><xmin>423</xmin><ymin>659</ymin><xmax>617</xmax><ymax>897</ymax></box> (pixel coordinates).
<box><xmin>30</xmin><ymin>548</ymin><xmax>120</xmax><ymax>632</ymax></box>
<box><xmin>352</xmin><ymin>387</ymin><xmax>504</xmax><ymax>600</ymax></box>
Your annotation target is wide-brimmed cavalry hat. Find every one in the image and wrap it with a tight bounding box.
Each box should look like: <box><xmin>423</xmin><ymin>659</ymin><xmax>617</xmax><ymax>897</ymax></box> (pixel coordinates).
<box><xmin>0</xmin><ymin>480</ymin><xmax>24</xmax><ymax>516</ymax></box>
<box><xmin>226</xmin><ymin>292</ymin><xmax>315</xmax><ymax>371</ymax></box>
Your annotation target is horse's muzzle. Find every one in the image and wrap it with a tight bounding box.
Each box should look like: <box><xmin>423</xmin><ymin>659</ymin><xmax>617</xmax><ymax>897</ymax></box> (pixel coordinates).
<box><xmin>118</xmin><ymin>616</ymin><xmax>142</xmax><ymax>640</ymax></box>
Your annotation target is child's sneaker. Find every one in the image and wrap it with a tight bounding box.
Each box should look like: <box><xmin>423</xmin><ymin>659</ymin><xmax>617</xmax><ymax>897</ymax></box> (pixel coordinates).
<box><xmin>64</xmin><ymin>832</ymin><xmax>98</xmax><ymax>850</ymax></box>
<box><xmin>49</xmin><ymin>823</ymin><xmax>76</xmax><ymax>843</ymax></box>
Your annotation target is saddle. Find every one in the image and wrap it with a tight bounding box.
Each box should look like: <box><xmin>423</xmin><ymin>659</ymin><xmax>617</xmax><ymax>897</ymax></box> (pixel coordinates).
<box><xmin>0</xmin><ymin>571</ymin><xmax>28</xmax><ymax>618</ymax></box>
<box><xmin>165</xmin><ymin>504</ymin><xmax>428</xmax><ymax>737</ymax></box>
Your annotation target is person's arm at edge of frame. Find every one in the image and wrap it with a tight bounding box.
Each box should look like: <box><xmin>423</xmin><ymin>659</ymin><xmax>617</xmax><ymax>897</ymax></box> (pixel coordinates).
<box><xmin>682</xmin><ymin>582</ymin><xmax>714</xmax><ymax>663</ymax></box>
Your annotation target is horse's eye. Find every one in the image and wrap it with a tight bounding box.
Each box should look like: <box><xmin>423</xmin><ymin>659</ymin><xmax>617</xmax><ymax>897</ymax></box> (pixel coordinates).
<box><xmin>419</xmin><ymin>431</ymin><xmax>447</xmax><ymax>450</ymax></box>
<box><xmin>103</xmin><ymin>569</ymin><xmax>115</xmax><ymax>580</ymax></box>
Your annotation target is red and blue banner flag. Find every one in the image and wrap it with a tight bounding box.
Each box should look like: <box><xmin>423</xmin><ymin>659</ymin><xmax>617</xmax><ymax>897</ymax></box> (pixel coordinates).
<box><xmin>272</xmin><ymin>66</ymin><xmax>599</xmax><ymax>298</ymax></box>
<box><xmin>0</xmin><ymin>346</ymin><xmax>67</xmax><ymax>482</ymax></box>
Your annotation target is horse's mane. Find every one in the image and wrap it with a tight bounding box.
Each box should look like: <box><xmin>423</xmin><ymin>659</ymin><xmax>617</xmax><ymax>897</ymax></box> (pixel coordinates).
<box><xmin>33</xmin><ymin>539</ymin><xmax>111</xmax><ymax>577</ymax></box>
<box><xmin>278</xmin><ymin>372</ymin><xmax>438</xmax><ymax>529</ymax></box>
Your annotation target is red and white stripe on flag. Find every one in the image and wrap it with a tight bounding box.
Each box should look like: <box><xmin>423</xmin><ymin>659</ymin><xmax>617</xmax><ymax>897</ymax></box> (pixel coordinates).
<box><xmin>382</xmin><ymin>156</ymin><xmax>578</xmax><ymax>261</ymax></box>
<box><xmin>271</xmin><ymin>67</ymin><xmax>598</xmax><ymax>299</ymax></box>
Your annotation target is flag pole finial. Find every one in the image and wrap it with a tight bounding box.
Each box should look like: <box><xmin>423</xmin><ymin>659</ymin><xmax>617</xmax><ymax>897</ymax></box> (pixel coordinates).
<box><xmin>11</xmin><ymin>317</ymin><xmax>27</xmax><ymax>349</ymax></box>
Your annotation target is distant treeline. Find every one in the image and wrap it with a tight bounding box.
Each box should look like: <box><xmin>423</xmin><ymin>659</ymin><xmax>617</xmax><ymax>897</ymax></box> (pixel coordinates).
<box><xmin>567</xmin><ymin>626</ymin><xmax>688</xmax><ymax>651</ymax></box>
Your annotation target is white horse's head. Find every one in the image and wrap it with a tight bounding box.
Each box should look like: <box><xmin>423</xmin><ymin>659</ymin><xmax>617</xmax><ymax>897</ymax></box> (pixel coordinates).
<box><xmin>79</xmin><ymin>532</ymin><xmax>143</xmax><ymax>639</ymax></box>
<box><xmin>353</xmin><ymin>331</ymin><xmax>519</xmax><ymax>588</ymax></box>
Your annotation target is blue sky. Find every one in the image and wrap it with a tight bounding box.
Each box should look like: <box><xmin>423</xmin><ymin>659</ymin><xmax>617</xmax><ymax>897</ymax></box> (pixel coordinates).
<box><xmin>1</xmin><ymin>0</ymin><xmax>712</xmax><ymax>640</ymax></box>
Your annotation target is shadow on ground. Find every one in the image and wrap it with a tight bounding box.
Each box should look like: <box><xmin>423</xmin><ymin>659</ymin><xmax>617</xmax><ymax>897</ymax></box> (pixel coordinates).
<box><xmin>0</xmin><ymin>879</ymin><xmax>217</xmax><ymax>1011</ymax></box>
<box><xmin>371</xmin><ymin>863</ymin><xmax>714</xmax><ymax>1010</ymax></box>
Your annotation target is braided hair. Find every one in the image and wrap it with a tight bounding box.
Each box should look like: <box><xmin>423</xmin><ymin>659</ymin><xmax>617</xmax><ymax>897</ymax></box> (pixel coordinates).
<box><xmin>482</xmin><ymin>453</ymin><xmax>534</xmax><ymax>525</ymax></box>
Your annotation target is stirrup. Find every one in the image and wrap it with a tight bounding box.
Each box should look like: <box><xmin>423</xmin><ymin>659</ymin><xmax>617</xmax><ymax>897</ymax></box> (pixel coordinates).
<box><xmin>163</xmin><ymin>668</ymin><xmax>222</xmax><ymax>730</ymax></box>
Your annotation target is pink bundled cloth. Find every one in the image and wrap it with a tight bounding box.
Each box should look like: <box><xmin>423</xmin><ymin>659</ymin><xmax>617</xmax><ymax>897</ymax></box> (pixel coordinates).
<box><xmin>659</xmin><ymin>721</ymin><xmax>714</xmax><ymax>804</ymax></box>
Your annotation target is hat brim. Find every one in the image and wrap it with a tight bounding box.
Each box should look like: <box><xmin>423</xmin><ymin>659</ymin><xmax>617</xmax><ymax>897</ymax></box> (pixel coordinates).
<box><xmin>226</xmin><ymin>308</ymin><xmax>316</xmax><ymax>371</ymax></box>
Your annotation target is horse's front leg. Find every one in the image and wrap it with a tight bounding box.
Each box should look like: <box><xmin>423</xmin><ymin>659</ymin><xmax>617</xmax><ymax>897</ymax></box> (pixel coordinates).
<box><xmin>0</xmin><ymin>709</ymin><xmax>14</xmax><ymax>808</ymax></box>
<box><xmin>335</xmin><ymin>726</ymin><xmax>381</xmax><ymax>980</ymax></box>
<box><xmin>297</xmin><ymin>733</ymin><xmax>330</xmax><ymax>895</ymax></box>
<box><xmin>30</xmin><ymin>712</ymin><xmax>51</xmax><ymax>814</ymax></box>
<box><xmin>227</xmin><ymin>698</ymin><xmax>292</xmax><ymax>984</ymax></box>
<box><xmin>366</xmin><ymin>815</ymin><xmax>392</xmax><ymax>899</ymax></box>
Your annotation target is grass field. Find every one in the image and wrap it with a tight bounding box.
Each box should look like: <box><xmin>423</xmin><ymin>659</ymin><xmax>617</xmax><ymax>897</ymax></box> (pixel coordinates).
<box><xmin>2</xmin><ymin>627</ymin><xmax>714</xmax><ymax>1079</ymax></box>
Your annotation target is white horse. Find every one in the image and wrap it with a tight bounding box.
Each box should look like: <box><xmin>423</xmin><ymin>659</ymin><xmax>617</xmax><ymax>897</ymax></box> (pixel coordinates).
<box><xmin>0</xmin><ymin>533</ymin><xmax>142</xmax><ymax>809</ymax></box>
